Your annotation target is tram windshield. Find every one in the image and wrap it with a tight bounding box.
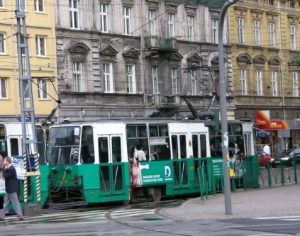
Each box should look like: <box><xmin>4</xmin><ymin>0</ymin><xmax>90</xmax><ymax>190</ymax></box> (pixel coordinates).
<box><xmin>36</xmin><ymin>126</ymin><xmax>46</xmax><ymax>164</ymax></box>
<box><xmin>48</xmin><ymin>126</ymin><xmax>81</xmax><ymax>165</ymax></box>
<box><xmin>210</xmin><ymin>123</ymin><xmax>244</xmax><ymax>157</ymax></box>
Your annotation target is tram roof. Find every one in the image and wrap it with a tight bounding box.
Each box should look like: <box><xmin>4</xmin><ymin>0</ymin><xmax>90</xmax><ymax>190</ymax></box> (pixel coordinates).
<box><xmin>51</xmin><ymin>119</ymin><xmax>208</xmax><ymax>127</ymax></box>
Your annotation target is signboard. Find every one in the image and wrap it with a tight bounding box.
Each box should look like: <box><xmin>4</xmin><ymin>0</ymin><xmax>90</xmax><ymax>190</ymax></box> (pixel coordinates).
<box><xmin>256</xmin><ymin>110</ymin><xmax>289</xmax><ymax>130</ymax></box>
<box><xmin>0</xmin><ymin>178</ymin><xmax>5</xmax><ymax>194</ymax></box>
<box><xmin>211</xmin><ymin>159</ymin><xmax>223</xmax><ymax>176</ymax></box>
<box><xmin>12</xmin><ymin>156</ymin><xmax>25</xmax><ymax>180</ymax></box>
<box><xmin>256</xmin><ymin>130</ymin><xmax>269</xmax><ymax>138</ymax></box>
<box><xmin>140</xmin><ymin>161</ymin><xmax>173</xmax><ymax>185</ymax></box>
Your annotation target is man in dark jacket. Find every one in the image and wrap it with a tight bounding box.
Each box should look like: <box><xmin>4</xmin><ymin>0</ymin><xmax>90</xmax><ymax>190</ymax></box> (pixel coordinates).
<box><xmin>0</xmin><ymin>156</ymin><xmax>24</xmax><ymax>221</ymax></box>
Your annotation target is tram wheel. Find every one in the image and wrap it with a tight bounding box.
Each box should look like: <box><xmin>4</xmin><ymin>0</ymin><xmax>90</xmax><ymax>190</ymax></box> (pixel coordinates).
<box><xmin>150</xmin><ymin>187</ymin><xmax>162</xmax><ymax>202</ymax></box>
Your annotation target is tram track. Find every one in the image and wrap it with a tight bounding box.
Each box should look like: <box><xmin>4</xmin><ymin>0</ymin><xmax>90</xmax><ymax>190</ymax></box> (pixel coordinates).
<box><xmin>104</xmin><ymin>199</ymin><xmax>191</xmax><ymax>236</ymax></box>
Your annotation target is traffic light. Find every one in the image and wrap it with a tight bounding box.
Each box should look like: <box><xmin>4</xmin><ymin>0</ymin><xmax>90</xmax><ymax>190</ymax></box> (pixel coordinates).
<box><xmin>200</xmin><ymin>110</ymin><xmax>220</xmax><ymax>133</ymax></box>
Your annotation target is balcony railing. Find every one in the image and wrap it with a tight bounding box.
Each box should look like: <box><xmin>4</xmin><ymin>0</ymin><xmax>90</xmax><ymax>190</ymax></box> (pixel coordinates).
<box><xmin>144</xmin><ymin>36</ymin><xmax>177</xmax><ymax>51</ymax></box>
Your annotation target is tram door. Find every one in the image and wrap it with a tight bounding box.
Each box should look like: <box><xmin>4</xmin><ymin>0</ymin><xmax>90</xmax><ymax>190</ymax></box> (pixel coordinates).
<box><xmin>192</xmin><ymin>133</ymin><xmax>208</xmax><ymax>185</ymax></box>
<box><xmin>171</xmin><ymin>134</ymin><xmax>188</xmax><ymax>186</ymax></box>
<box><xmin>98</xmin><ymin>135</ymin><xmax>124</xmax><ymax>195</ymax></box>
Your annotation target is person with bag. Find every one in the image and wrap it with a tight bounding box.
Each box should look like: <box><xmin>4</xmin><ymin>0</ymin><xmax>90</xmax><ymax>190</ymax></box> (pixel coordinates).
<box><xmin>0</xmin><ymin>156</ymin><xmax>24</xmax><ymax>221</ymax></box>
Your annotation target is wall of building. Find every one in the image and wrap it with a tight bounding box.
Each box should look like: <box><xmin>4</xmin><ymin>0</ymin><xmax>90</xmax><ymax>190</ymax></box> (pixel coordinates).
<box><xmin>229</xmin><ymin>0</ymin><xmax>300</xmax><ymax>122</ymax></box>
<box><xmin>0</xmin><ymin>0</ymin><xmax>58</xmax><ymax>120</ymax></box>
<box><xmin>55</xmin><ymin>0</ymin><xmax>234</xmax><ymax>121</ymax></box>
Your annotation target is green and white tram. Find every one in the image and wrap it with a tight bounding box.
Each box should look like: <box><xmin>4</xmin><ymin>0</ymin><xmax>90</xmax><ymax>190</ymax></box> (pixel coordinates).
<box><xmin>0</xmin><ymin>122</ymin><xmax>48</xmax><ymax>207</ymax></box>
<box><xmin>45</xmin><ymin>120</ymin><xmax>211</xmax><ymax>204</ymax></box>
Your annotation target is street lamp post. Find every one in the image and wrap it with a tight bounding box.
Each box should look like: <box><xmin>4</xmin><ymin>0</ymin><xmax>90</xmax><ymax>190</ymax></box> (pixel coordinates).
<box><xmin>218</xmin><ymin>0</ymin><xmax>239</xmax><ymax>215</ymax></box>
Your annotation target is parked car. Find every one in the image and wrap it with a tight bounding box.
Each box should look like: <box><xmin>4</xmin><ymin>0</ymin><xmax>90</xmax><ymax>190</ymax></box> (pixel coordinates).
<box><xmin>273</xmin><ymin>148</ymin><xmax>300</xmax><ymax>167</ymax></box>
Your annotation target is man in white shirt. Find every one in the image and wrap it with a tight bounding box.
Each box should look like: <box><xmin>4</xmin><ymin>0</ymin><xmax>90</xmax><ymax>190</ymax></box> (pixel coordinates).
<box><xmin>263</xmin><ymin>144</ymin><xmax>271</xmax><ymax>156</ymax></box>
<box><xmin>135</xmin><ymin>145</ymin><xmax>146</xmax><ymax>161</ymax></box>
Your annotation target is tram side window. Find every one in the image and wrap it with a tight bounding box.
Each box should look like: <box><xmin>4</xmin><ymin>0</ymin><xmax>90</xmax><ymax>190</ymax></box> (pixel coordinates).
<box><xmin>192</xmin><ymin>135</ymin><xmax>199</xmax><ymax>158</ymax></box>
<box><xmin>98</xmin><ymin>137</ymin><xmax>108</xmax><ymax>163</ymax></box>
<box><xmin>112</xmin><ymin>136</ymin><xmax>121</xmax><ymax>162</ymax></box>
<box><xmin>126</xmin><ymin>125</ymin><xmax>148</xmax><ymax>161</ymax></box>
<box><xmin>36</xmin><ymin>126</ymin><xmax>46</xmax><ymax>164</ymax></box>
<box><xmin>200</xmin><ymin>134</ymin><xmax>207</xmax><ymax>157</ymax></box>
<box><xmin>180</xmin><ymin>135</ymin><xmax>186</xmax><ymax>158</ymax></box>
<box><xmin>171</xmin><ymin>135</ymin><xmax>178</xmax><ymax>159</ymax></box>
<box><xmin>10</xmin><ymin>138</ymin><xmax>19</xmax><ymax>156</ymax></box>
<box><xmin>149</xmin><ymin>124</ymin><xmax>170</xmax><ymax>161</ymax></box>
<box><xmin>81</xmin><ymin>126</ymin><xmax>95</xmax><ymax>164</ymax></box>
<box><xmin>0</xmin><ymin>125</ymin><xmax>7</xmax><ymax>156</ymax></box>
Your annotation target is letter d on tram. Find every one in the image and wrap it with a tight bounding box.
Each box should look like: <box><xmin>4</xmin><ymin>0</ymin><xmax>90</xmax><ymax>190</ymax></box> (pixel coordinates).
<box><xmin>164</xmin><ymin>166</ymin><xmax>171</xmax><ymax>179</ymax></box>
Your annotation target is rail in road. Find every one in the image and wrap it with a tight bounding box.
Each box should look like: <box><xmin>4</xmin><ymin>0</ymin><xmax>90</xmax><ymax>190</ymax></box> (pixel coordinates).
<box><xmin>0</xmin><ymin>199</ymin><xmax>181</xmax><ymax>226</ymax></box>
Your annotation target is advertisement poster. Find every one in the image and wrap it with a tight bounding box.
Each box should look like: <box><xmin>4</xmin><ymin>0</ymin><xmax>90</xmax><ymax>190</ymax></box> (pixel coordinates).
<box><xmin>12</xmin><ymin>156</ymin><xmax>25</xmax><ymax>180</ymax></box>
<box><xmin>0</xmin><ymin>178</ymin><xmax>5</xmax><ymax>193</ymax></box>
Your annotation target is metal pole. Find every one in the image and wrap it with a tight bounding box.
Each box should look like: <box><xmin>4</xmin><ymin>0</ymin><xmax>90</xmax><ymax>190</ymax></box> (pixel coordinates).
<box><xmin>218</xmin><ymin>0</ymin><xmax>239</xmax><ymax>215</ymax></box>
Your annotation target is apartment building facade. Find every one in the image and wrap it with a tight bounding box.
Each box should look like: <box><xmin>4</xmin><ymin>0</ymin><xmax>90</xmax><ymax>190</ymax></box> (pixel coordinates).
<box><xmin>55</xmin><ymin>0</ymin><xmax>233</xmax><ymax>121</ymax></box>
<box><xmin>0</xmin><ymin>0</ymin><xmax>58</xmax><ymax>121</ymax></box>
<box><xmin>228</xmin><ymin>0</ymin><xmax>300</xmax><ymax>153</ymax></box>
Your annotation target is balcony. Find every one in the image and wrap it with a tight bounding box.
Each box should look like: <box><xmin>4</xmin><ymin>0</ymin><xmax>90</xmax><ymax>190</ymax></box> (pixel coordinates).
<box><xmin>144</xmin><ymin>36</ymin><xmax>177</xmax><ymax>52</ymax></box>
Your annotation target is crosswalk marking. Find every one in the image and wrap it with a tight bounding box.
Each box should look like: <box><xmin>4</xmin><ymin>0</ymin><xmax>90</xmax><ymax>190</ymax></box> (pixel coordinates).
<box><xmin>110</xmin><ymin>208</ymin><xmax>155</xmax><ymax>218</ymax></box>
<box><xmin>4</xmin><ymin>207</ymin><xmax>159</xmax><ymax>225</ymax></box>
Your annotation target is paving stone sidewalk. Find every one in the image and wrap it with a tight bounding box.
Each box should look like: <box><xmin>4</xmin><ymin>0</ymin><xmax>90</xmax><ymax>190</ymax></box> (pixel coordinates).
<box><xmin>160</xmin><ymin>185</ymin><xmax>300</xmax><ymax>220</ymax></box>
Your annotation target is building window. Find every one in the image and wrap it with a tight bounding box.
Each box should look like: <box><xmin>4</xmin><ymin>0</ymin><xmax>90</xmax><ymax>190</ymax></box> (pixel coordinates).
<box><xmin>189</xmin><ymin>69</ymin><xmax>197</xmax><ymax>95</ymax></box>
<box><xmin>256</xmin><ymin>70</ymin><xmax>263</xmax><ymax>96</ymax></box>
<box><xmin>73</xmin><ymin>61</ymin><xmax>83</xmax><ymax>92</ymax></box>
<box><xmin>171</xmin><ymin>68</ymin><xmax>178</xmax><ymax>95</ymax></box>
<box><xmin>34</xmin><ymin>0</ymin><xmax>44</xmax><ymax>12</ymax></box>
<box><xmin>38</xmin><ymin>79</ymin><xmax>48</xmax><ymax>99</ymax></box>
<box><xmin>271</xmin><ymin>71</ymin><xmax>278</xmax><ymax>96</ymax></box>
<box><xmin>292</xmin><ymin>72</ymin><xmax>299</xmax><ymax>96</ymax></box>
<box><xmin>239</xmin><ymin>69</ymin><xmax>247</xmax><ymax>95</ymax></box>
<box><xmin>269</xmin><ymin>0</ymin><xmax>274</xmax><ymax>5</ymax></box>
<box><xmin>237</xmin><ymin>18</ymin><xmax>245</xmax><ymax>44</ymax></box>
<box><xmin>100</xmin><ymin>4</ymin><xmax>108</xmax><ymax>33</ymax></box>
<box><xmin>149</xmin><ymin>10</ymin><xmax>157</xmax><ymax>36</ymax></box>
<box><xmin>0</xmin><ymin>78</ymin><xmax>7</xmax><ymax>99</ymax></box>
<box><xmin>211</xmin><ymin>18</ymin><xmax>218</xmax><ymax>44</ymax></box>
<box><xmin>70</xmin><ymin>0</ymin><xmax>79</xmax><ymax>29</ymax></box>
<box><xmin>35</xmin><ymin>35</ymin><xmax>46</xmax><ymax>56</ymax></box>
<box><xmin>0</xmin><ymin>33</ymin><xmax>5</xmax><ymax>54</ymax></box>
<box><xmin>269</xmin><ymin>22</ymin><xmax>275</xmax><ymax>47</ymax></box>
<box><xmin>123</xmin><ymin>7</ymin><xmax>131</xmax><ymax>36</ymax></box>
<box><xmin>289</xmin><ymin>0</ymin><xmax>295</xmax><ymax>8</ymax></box>
<box><xmin>187</xmin><ymin>15</ymin><xmax>195</xmax><ymax>41</ymax></box>
<box><xmin>0</xmin><ymin>0</ymin><xmax>3</xmax><ymax>7</ymax></box>
<box><xmin>168</xmin><ymin>13</ymin><xmax>175</xmax><ymax>38</ymax></box>
<box><xmin>127</xmin><ymin>64</ymin><xmax>136</xmax><ymax>94</ymax></box>
<box><xmin>290</xmin><ymin>25</ymin><xmax>297</xmax><ymax>50</ymax></box>
<box><xmin>152</xmin><ymin>66</ymin><xmax>159</xmax><ymax>95</ymax></box>
<box><xmin>103</xmin><ymin>63</ymin><xmax>114</xmax><ymax>93</ymax></box>
<box><xmin>253</xmin><ymin>20</ymin><xmax>261</xmax><ymax>46</ymax></box>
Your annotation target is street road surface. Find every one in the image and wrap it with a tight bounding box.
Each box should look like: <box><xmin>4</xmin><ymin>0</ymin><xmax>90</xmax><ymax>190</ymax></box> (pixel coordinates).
<box><xmin>1</xmin><ymin>200</ymin><xmax>300</xmax><ymax>235</ymax></box>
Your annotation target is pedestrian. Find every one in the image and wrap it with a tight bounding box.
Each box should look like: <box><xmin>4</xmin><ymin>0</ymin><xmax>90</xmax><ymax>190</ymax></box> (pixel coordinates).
<box><xmin>0</xmin><ymin>156</ymin><xmax>24</xmax><ymax>221</ymax></box>
<box><xmin>135</xmin><ymin>144</ymin><xmax>146</xmax><ymax>161</ymax></box>
<box><xmin>263</xmin><ymin>143</ymin><xmax>271</xmax><ymax>156</ymax></box>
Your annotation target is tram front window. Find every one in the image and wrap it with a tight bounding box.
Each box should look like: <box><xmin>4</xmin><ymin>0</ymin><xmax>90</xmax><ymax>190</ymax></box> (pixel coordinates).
<box><xmin>48</xmin><ymin>126</ymin><xmax>81</xmax><ymax>165</ymax></box>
